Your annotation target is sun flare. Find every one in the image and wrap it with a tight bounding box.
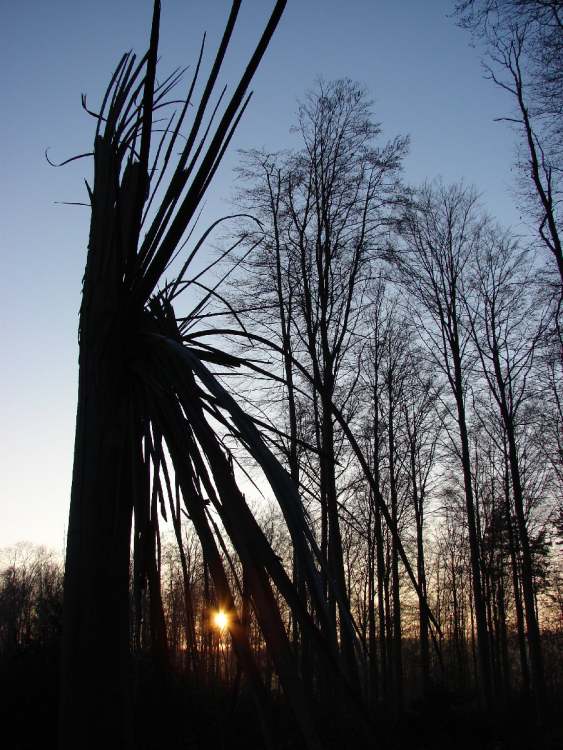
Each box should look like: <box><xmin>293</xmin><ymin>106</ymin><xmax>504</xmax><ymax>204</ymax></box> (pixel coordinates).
<box><xmin>213</xmin><ymin>609</ymin><xmax>229</xmax><ymax>631</ymax></box>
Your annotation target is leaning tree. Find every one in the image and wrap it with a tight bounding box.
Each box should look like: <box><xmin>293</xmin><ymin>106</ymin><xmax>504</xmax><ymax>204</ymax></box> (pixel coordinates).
<box><xmin>58</xmin><ymin>3</ymin><xmax>371</xmax><ymax>750</ymax></box>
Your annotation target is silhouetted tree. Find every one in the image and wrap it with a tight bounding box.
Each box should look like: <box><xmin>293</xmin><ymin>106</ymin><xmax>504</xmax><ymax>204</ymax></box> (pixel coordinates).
<box><xmin>457</xmin><ymin>0</ymin><xmax>563</xmax><ymax>287</ymax></box>
<box><xmin>59</xmin><ymin>3</ymin><xmax>366</xmax><ymax>749</ymax></box>
<box><xmin>389</xmin><ymin>181</ymin><xmax>494</xmax><ymax>706</ymax></box>
<box><xmin>233</xmin><ymin>80</ymin><xmax>408</xmax><ymax>681</ymax></box>
<box><xmin>466</xmin><ymin>228</ymin><xmax>548</xmax><ymax>714</ymax></box>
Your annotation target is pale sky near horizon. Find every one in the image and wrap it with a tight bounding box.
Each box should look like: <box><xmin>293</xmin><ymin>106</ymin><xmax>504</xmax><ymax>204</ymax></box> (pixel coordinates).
<box><xmin>0</xmin><ymin>0</ymin><xmax>526</xmax><ymax>551</ymax></box>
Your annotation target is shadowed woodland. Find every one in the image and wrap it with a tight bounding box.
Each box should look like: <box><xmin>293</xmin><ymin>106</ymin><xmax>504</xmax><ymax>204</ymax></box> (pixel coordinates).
<box><xmin>1</xmin><ymin>1</ymin><xmax>563</xmax><ymax>748</ymax></box>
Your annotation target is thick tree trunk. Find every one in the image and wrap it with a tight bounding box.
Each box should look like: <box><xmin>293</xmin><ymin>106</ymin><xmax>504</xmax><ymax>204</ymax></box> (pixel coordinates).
<box><xmin>60</xmin><ymin>139</ymin><xmax>134</xmax><ymax>749</ymax></box>
<box><xmin>61</xmin><ymin>368</ymin><xmax>133</xmax><ymax>750</ymax></box>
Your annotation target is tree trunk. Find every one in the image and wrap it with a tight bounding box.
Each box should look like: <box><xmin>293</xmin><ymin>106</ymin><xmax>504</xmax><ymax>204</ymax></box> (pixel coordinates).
<box><xmin>374</xmin><ymin>496</ymin><xmax>388</xmax><ymax>703</ymax></box>
<box><xmin>503</xmin><ymin>449</ymin><xmax>530</xmax><ymax>693</ymax></box>
<box><xmin>320</xmin><ymin>388</ymin><xmax>359</xmax><ymax>682</ymax></box>
<box><xmin>453</xmin><ymin>350</ymin><xmax>493</xmax><ymax>707</ymax></box>
<box><xmin>60</xmin><ymin>138</ymin><xmax>135</xmax><ymax>749</ymax></box>
<box><xmin>367</xmin><ymin>497</ymin><xmax>379</xmax><ymax>706</ymax></box>
<box><xmin>505</xmin><ymin>419</ymin><xmax>546</xmax><ymax>716</ymax></box>
<box><xmin>388</xmin><ymin>395</ymin><xmax>403</xmax><ymax>712</ymax></box>
<box><xmin>491</xmin><ymin>336</ymin><xmax>545</xmax><ymax>713</ymax></box>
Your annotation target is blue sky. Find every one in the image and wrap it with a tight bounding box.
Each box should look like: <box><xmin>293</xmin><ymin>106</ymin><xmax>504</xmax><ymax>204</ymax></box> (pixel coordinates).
<box><xmin>0</xmin><ymin>0</ymin><xmax>524</xmax><ymax>550</ymax></box>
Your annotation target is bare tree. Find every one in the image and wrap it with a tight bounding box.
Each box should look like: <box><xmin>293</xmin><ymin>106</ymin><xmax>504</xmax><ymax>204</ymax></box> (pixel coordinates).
<box><xmin>232</xmin><ymin>80</ymin><xmax>408</xmax><ymax>682</ymax></box>
<box><xmin>285</xmin><ymin>80</ymin><xmax>407</xmax><ymax>676</ymax></box>
<box><xmin>389</xmin><ymin>181</ymin><xmax>494</xmax><ymax>706</ymax></box>
<box><xmin>456</xmin><ymin>0</ymin><xmax>563</xmax><ymax>287</ymax></box>
<box><xmin>466</xmin><ymin>229</ymin><xmax>548</xmax><ymax>714</ymax></box>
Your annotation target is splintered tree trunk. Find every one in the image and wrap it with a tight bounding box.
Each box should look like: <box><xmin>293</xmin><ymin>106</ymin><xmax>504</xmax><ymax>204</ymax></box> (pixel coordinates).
<box><xmin>60</xmin><ymin>141</ymin><xmax>133</xmax><ymax>749</ymax></box>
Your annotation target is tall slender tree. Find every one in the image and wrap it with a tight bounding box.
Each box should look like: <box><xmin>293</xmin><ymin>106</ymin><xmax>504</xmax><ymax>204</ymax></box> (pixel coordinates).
<box><xmin>233</xmin><ymin>81</ymin><xmax>408</xmax><ymax>679</ymax></box>
<box><xmin>389</xmin><ymin>181</ymin><xmax>493</xmax><ymax>706</ymax></box>
<box><xmin>467</xmin><ymin>229</ymin><xmax>548</xmax><ymax>714</ymax></box>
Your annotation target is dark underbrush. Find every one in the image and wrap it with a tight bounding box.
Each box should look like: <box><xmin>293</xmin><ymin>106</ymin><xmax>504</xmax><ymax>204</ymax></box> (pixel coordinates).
<box><xmin>1</xmin><ymin>647</ymin><xmax>561</xmax><ymax>750</ymax></box>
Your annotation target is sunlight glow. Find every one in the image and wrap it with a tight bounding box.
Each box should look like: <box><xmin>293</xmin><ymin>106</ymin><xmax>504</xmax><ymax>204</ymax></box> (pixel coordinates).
<box><xmin>213</xmin><ymin>609</ymin><xmax>229</xmax><ymax>631</ymax></box>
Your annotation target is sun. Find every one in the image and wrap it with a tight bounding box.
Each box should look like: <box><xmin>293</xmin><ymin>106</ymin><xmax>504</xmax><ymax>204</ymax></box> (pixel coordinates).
<box><xmin>213</xmin><ymin>609</ymin><xmax>229</xmax><ymax>631</ymax></box>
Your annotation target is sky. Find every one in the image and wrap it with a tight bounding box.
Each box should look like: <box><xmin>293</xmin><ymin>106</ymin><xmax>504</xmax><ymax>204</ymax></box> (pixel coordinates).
<box><xmin>0</xmin><ymin>0</ymin><xmax>525</xmax><ymax>552</ymax></box>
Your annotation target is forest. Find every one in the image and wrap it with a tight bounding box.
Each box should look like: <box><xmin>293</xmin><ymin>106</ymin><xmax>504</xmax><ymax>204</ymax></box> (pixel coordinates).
<box><xmin>0</xmin><ymin>1</ymin><xmax>562</xmax><ymax>749</ymax></box>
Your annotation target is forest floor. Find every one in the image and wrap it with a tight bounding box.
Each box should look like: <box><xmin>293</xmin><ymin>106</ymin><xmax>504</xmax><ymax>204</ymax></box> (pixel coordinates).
<box><xmin>1</xmin><ymin>648</ymin><xmax>561</xmax><ymax>750</ymax></box>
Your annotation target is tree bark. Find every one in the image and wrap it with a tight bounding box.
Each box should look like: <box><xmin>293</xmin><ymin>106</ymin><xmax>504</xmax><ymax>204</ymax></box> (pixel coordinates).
<box><xmin>60</xmin><ymin>141</ymin><xmax>134</xmax><ymax>747</ymax></box>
